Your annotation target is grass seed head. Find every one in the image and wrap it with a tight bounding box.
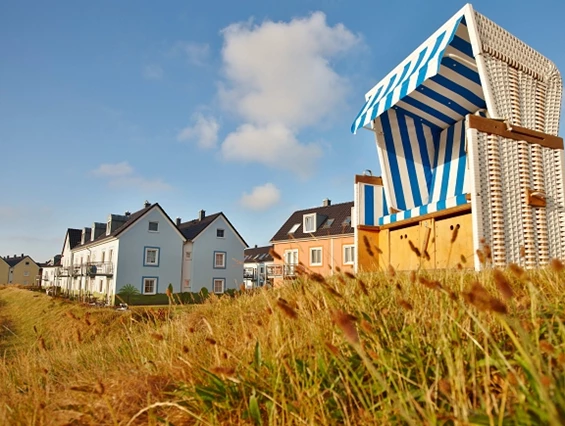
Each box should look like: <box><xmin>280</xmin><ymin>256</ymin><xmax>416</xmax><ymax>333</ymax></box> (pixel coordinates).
<box><xmin>269</xmin><ymin>248</ymin><xmax>282</xmax><ymax>261</ymax></box>
<box><xmin>398</xmin><ymin>299</ymin><xmax>413</xmax><ymax>311</ymax></box>
<box><xmin>205</xmin><ymin>337</ymin><xmax>217</xmax><ymax>345</ymax></box>
<box><xmin>493</xmin><ymin>269</ymin><xmax>514</xmax><ymax>300</ymax></box>
<box><xmin>331</xmin><ymin>310</ymin><xmax>359</xmax><ymax>344</ymax></box>
<box><xmin>408</xmin><ymin>240</ymin><xmax>421</xmax><ymax>258</ymax></box>
<box><xmin>540</xmin><ymin>340</ymin><xmax>555</xmax><ymax>355</ymax></box>
<box><xmin>508</xmin><ymin>263</ymin><xmax>525</xmax><ymax>279</ymax></box>
<box><xmin>550</xmin><ymin>258</ymin><xmax>564</xmax><ymax>273</ymax></box>
<box><xmin>276</xmin><ymin>299</ymin><xmax>298</xmax><ymax>319</ymax></box>
<box><xmin>450</xmin><ymin>225</ymin><xmax>459</xmax><ymax>244</ymax></box>
<box><xmin>357</xmin><ymin>279</ymin><xmax>369</xmax><ymax>296</ymax></box>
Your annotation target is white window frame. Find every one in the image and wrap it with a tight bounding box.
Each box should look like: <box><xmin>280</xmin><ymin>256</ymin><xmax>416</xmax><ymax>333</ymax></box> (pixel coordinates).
<box><xmin>216</xmin><ymin>228</ymin><xmax>225</xmax><ymax>238</ymax></box>
<box><xmin>106</xmin><ymin>220</ymin><xmax>111</xmax><ymax>236</ymax></box>
<box><xmin>303</xmin><ymin>213</ymin><xmax>316</xmax><ymax>233</ymax></box>
<box><xmin>144</xmin><ymin>247</ymin><xmax>160</xmax><ymax>266</ymax></box>
<box><xmin>214</xmin><ymin>251</ymin><xmax>226</xmax><ymax>269</ymax></box>
<box><xmin>213</xmin><ymin>278</ymin><xmax>225</xmax><ymax>294</ymax></box>
<box><xmin>343</xmin><ymin>244</ymin><xmax>355</xmax><ymax>265</ymax></box>
<box><xmin>288</xmin><ymin>223</ymin><xmax>300</xmax><ymax>234</ymax></box>
<box><xmin>148</xmin><ymin>221</ymin><xmax>159</xmax><ymax>232</ymax></box>
<box><xmin>310</xmin><ymin>247</ymin><xmax>323</xmax><ymax>266</ymax></box>
<box><xmin>143</xmin><ymin>277</ymin><xmax>157</xmax><ymax>295</ymax></box>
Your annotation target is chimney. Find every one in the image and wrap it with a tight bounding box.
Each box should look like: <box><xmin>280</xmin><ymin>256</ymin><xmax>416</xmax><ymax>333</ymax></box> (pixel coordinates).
<box><xmin>125</xmin><ymin>211</ymin><xmax>131</xmax><ymax>217</ymax></box>
<box><xmin>199</xmin><ymin>210</ymin><xmax>206</xmax><ymax>221</ymax></box>
<box><xmin>322</xmin><ymin>198</ymin><xmax>331</xmax><ymax>207</ymax></box>
<box><xmin>175</xmin><ymin>217</ymin><xmax>181</xmax><ymax>226</ymax></box>
<box><xmin>21</xmin><ymin>253</ymin><xmax>24</xmax><ymax>257</ymax></box>
<box><xmin>144</xmin><ymin>200</ymin><xmax>151</xmax><ymax>208</ymax></box>
<box><xmin>255</xmin><ymin>244</ymin><xmax>258</xmax><ymax>248</ymax></box>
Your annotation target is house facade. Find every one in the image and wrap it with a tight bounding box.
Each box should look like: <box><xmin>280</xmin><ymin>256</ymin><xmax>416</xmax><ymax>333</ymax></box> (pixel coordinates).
<box><xmin>0</xmin><ymin>254</ymin><xmax>40</xmax><ymax>285</ymax></box>
<box><xmin>268</xmin><ymin>199</ymin><xmax>355</xmax><ymax>286</ymax></box>
<box><xmin>243</xmin><ymin>245</ymin><xmax>274</xmax><ymax>289</ymax></box>
<box><xmin>178</xmin><ymin>210</ymin><xmax>247</xmax><ymax>294</ymax></box>
<box><xmin>57</xmin><ymin>202</ymin><xmax>185</xmax><ymax>303</ymax></box>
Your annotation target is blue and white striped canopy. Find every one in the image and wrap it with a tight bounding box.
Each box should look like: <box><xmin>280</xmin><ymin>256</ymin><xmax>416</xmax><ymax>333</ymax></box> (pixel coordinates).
<box><xmin>351</xmin><ymin>4</ymin><xmax>485</xmax><ymax>220</ymax></box>
<box><xmin>351</xmin><ymin>5</ymin><xmax>484</xmax><ymax>134</ymax></box>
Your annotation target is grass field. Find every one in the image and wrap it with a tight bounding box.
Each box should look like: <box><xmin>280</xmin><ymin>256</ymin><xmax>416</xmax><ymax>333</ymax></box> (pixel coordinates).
<box><xmin>1</xmin><ymin>262</ymin><xmax>564</xmax><ymax>425</ymax></box>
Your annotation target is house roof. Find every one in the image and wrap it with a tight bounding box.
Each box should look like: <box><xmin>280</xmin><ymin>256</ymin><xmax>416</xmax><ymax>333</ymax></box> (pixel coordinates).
<box><xmin>270</xmin><ymin>201</ymin><xmax>354</xmax><ymax>242</ymax></box>
<box><xmin>67</xmin><ymin>228</ymin><xmax>82</xmax><ymax>249</ymax></box>
<box><xmin>244</xmin><ymin>245</ymin><xmax>273</xmax><ymax>263</ymax></box>
<box><xmin>178</xmin><ymin>212</ymin><xmax>248</xmax><ymax>247</ymax></box>
<box><xmin>2</xmin><ymin>255</ymin><xmax>35</xmax><ymax>268</ymax></box>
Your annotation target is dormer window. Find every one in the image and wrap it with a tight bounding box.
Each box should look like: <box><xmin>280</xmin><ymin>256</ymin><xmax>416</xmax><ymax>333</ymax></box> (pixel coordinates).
<box><xmin>106</xmin><ymin>220</ymin><xmax>111</xmax><ymax>236</ymax></box>
<box><xmin>303</xmin><ymin>213</ymin><xmax>316</xmax><ymax>233</ymax></box>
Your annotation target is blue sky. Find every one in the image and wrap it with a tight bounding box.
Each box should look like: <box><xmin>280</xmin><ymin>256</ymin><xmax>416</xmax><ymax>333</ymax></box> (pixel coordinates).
<box><xmin>1</xmin><ymin>0</ymin><xmax>564</xmax><ymax>262</ymax></box>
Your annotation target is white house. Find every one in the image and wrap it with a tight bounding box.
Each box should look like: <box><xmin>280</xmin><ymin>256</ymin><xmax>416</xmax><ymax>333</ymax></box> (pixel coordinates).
<box><xmin>63</xmin><ymin>201</ymin><xmax>186</xmax><ymax>303</ymax></box>
<box><xmin>41</xmin><ymin>255</ymin><xmax>62</xmax><ymax>289</ymax></box>
<box><xmin>243</xmin><ymin>245</ymin><xmax>274</xmax><ymax>289</ymax></box>
<box><xmin>178</xmin><ymin>210</ymin><xmax>247</xmax><ymax>294</ymax></box>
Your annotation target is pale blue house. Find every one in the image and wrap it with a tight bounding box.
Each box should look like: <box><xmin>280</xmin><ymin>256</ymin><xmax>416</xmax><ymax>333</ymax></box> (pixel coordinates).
<box><xmin>178</xmin><ymin>210</ymin><xmax>248</xmax><ymax>294</ymax></box>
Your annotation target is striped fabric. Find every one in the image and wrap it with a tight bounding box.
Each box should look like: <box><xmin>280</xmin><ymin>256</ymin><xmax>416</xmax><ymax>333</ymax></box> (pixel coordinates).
<box><xmin>373</xmin><ymin>109</ymin><xmax>437</xmax><ymax>211</ymax></box>
<box><xmin>357</xmin><ymin>183</ymin><xmax>388</xmax><ymax>226</ymax></box>
<box><xmin>376</xmin><ymin>118</ymin><xmax>470</xmax><ymax>225</ymax></box>
<box><xmin>378</xmin><ymin>194</ymin><xmax>469</xmax><ymax>226</ymax></box>
<box><xmin>351</xmin><ymin>5</ymin><xmax>485</xmax><ymax>134</ymax></box>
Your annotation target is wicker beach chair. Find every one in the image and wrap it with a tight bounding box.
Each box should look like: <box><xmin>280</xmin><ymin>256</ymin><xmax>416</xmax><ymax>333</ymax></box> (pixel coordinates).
<box><xmin>352</xmin><ymin>3</ymin><xmax>564</xmax><ymax>271</ymax></box>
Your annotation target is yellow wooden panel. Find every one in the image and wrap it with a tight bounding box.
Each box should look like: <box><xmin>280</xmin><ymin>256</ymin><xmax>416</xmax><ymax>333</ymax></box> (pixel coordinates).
<box><xmin>378</xmin><ymin>229</ymin><xmax>390</xmax><ymax>271</ymax></box>
<box><xmin>357</xmin><ymin>227</ymin><xmax>381</xmax><ymax>272</ymax></box>
<box><xmin>434</xmin><ymin>213</ymin><xmax>474</xmax><ymax>269</ymax></box>
<box><xmin>389</xmin><ymin>225</ymin><xmax>421</xmax><ymax>271</ymax></box>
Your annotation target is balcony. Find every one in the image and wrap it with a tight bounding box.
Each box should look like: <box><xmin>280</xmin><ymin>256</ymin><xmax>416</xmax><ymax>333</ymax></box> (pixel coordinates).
<box><xmin>243</xmin><ymin>267</ymin><xmax>256</xmax><ymax>280</ymax></box>
<box><xmin>56</xmin><ymin>266</ymin><xmax>70</xmax><ymax>277</ymax></box>
<box><xmin>85</xmin><ymin>261</ymin><xmax>114</xmax><ymax>276</ymax></box>
<box><xmin>266</xmin><ymin>263</ymin><xmax>298</xmax><ymax>278</ymax></box>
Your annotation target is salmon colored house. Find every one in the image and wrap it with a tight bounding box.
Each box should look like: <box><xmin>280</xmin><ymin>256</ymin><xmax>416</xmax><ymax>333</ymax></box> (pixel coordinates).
<box><xmin>268</xmin><ymin>200</ymin><xmax>355</xmax><ymax>285</ymax></box>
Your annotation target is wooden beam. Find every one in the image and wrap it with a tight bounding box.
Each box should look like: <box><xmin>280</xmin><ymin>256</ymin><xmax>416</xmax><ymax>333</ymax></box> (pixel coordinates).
<box><xmin>357</xmin><ymin>224</ymin><xmax>380</xmax><ymax>232</ymax></box>
<box><xmin>468</xmin><ymin>115</ymin><xmax>563</xmax><ymax>150</ymax></box>
<box><xmin>355</xmin><ymin>175</ymin><xmax>383</xmax><ymax>186</ymax></box>
<box><xmin>379</xmin><ymin>204</ymin><xmax>472</xmax><ymax>231</ymax></box>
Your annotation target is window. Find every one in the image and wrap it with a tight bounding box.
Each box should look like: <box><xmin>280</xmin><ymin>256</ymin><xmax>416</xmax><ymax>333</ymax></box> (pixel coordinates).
<box><xmin>288</xmin><ymin>223</ymin><xmax>300</xmax><ymax>234</ymax></box>
<box><xmin>214</xmin><ymin>251</ymin><xmax>226</xmax><ymax>269</ymax></box>
<box><xmin>185</xmin><ymin>251</ymin><xmax>192</xmax><ymax>260</ymax></box>
<box><xmin>310</xmin><ymin>248</ymin><xmax>322</xmax><ymax>266</ymax></box>
<box><xmin>106</xmin><ymin>220</ymin><xmax>111</xmax><ymax>236</ymax></box>
<box><xmin>101</xmin><ymin>251</ymin><xmax>105</xmax><ymax>262</ymax></box>
<box><xmin>24</xmin><ymin>280</ymin><xmax>28</xmax><ymax>285</ymax></box>
<box><xmin>342</xmin><ymin>216</ymin><xmax>351</xmax><ymax>227</ymax></box>
<box><xmin>216</xmin><ymin>229</ymin><xmax>225</xmax><ymax>238</ymax></box>
<box><xmin>99</xmin><ymin>280</ymin><xmax>103</xmax><ymax>293</ymax></box>
<box><xmin>213</xmin><ymin>278</ymin><xmax>225</xmax><ymax>294</ymax></box>
<box><xmin>25</xmin><ymin>261</ymin><xmax>30</xmax><ymax>265</ymax></box>
<box><xmin>109</xmin><ymin>249</ymin><xmax>113</xmax><ymax>261</ymax></box>
<box><xmin>343</xmin><ymin>245</ymin><xmax>355</xmax><ymax>265</ymax></box>
<box><xmin>143</xmin><ymin>277</ymin><xmax>157</xmax><ymax>295</ymax></box>
<box><xmin>322</xmin><ymin>218</ymin><xmax>335</xmax><ymax>229</ymax></box>
<box><xmin>144</xmin><ymin>247</ymin><xmax>160</xmax><ymax>266</ymax></box>
<box><xmin>148</xmin><ymin>221</ymin><xmax>159</xmax><ymax>232</ymax></box>
<box><xmin>23</xmin><ymin>271</ymin><xmax>30</xmax><ymax>277</ymax></box>
<box><xmin>303</xmin><ymin>213</ymin><xmax>316</xmax><ymax>233</ymax></box>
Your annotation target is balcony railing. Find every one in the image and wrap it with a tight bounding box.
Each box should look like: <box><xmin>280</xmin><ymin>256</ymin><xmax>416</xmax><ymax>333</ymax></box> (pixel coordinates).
<box><xmin>56</xmin><ymin>266</ymin><xmax>70</xmax><ymax>277</ymax></box>
<box><xmin>243</xmin><ymin>268</ymin><xmax>256</xmax><ymax>280</ymax></box>
<box><xmin>85</xmin><ymin>261</ymin><xmax>114</xmax><ymax>276</ymax></box>
<box><xmin>266</xmin><ymin>263</ymin><xmax>297</xmax><ymax>278</ymax></box>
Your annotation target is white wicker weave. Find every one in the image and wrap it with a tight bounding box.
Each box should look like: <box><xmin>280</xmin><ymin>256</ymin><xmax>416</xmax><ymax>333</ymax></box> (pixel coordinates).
<box><xmin>469</xmin><ymin>8</ymin><xmax>565</xmax><ymax>268</ymax></box>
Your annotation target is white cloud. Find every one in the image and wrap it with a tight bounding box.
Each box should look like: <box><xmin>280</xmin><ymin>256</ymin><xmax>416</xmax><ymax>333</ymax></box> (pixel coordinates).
<box><xmin>173</xmin><ymin>41</ymin><xmax>210</xmax><ymax>66</ymax></box>
<box><xmin>240</xmin><ymin>183</ymin><xmax>281</xmax><ymax>211</ymax></box>
<box><xmin>91</xmin><ymin>162</ymin><xmax>172</xmax><ymax>191</ymax></box>
<box><xmin>217</xmin><ymin>12</ymin><xmax>361</xmax><ymax>172</ymax></box>
<box><xmin>177</xmin><ymin>113</ymin><xmax>219</xmax><ymax>149</ymax></box>
<box><xmin>143</xmin><ymin>64</ymin><xmax>164</xmax><ymax>80</ymax></box>
<box><xmin>92</xmin><ymin>161</ymin><xmax>133</xmax><ymax>177</ymax></box>
<box><xmin>222</xmin><ymin>123</ymin><xmax>321</xmax><ymax>176</ymax></box>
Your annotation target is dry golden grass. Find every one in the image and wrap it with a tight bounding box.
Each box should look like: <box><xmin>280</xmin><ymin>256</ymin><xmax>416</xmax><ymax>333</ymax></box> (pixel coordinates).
<box><xmin>0</xmin><ymin>264</ymin><xmax>564</xmax><ymax>425</ymax></box>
